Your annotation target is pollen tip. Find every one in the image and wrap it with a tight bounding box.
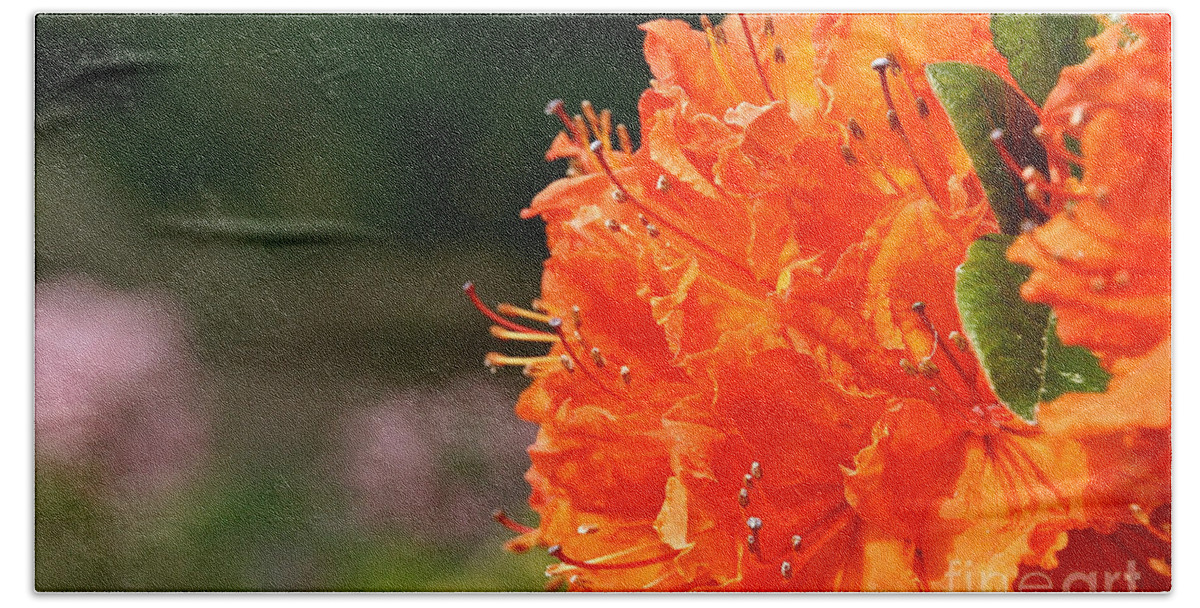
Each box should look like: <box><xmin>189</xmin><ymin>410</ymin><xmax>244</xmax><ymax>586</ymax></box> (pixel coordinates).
<box><xmin>547</xmin><ymin>317</ymin><xmax>563</xmax><ymax>329</ymax></box>
<box><xmin>870</xmin><ymin>57</ymin><xmax>890</xmax><ymax>71</ymax></box>
<box><xmin>750</xmin><ymin>461</ymin><xmax>763</xmax><ymax>479</ymax></box>
<box><xmin>547</xmin><ymin>544</ymin><xmax>563</xmax><ymax>557</ymax></box>
<box><xmin>544</xmin><ymin>99</ymin><xmax>564</xmax><ymax>115</ymax></box>
<box><xmin>462</xmin><ymin>281</ymin><xmax>474</xmax><ymax>292</ymax></box>
<box><xmin>589</xmin><ymin>140</ymin><xmax>603</xmax><ymax>152</ymax></box>
<box><xmin>747</xmin><ymin>516</ymin><xmax>763</xmax><ymax>532</ymax></box>
<box><xmin>781</xmin><ymin>561</ymin><xmax>793</xmax><ymax>579</ymax></box>
<box><xmin>911</xmin><ymin>301</ymin><xmax>926</xmax><ymax>313</ymax></box>
<box><xmin>791</xmin><ymin>535</ymin><xmax>802</xmax><ymax>551</ymax></box>
<box><xmin>989</xmin><ymin>128</ymin><xmax>1004</xmax><ymax>142</ymax></box>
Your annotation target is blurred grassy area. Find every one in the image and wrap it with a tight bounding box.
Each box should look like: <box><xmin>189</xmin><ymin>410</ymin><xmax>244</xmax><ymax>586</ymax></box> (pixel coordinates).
<box><xmin>35</xmin><ymin>13</ymin><xmax>665</xmax><ymax>590</ymax></box>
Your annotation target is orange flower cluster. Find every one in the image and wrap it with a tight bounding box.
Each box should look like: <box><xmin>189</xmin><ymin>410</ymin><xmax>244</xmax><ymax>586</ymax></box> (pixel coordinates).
<box><xmin>475</xmin><ymin>14</ymin><xmax>1170</xmax><ymax>591</ymax></box>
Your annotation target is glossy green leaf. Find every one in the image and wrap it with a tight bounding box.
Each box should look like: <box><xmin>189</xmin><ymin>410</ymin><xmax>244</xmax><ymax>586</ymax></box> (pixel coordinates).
<box><xmin>926</xmin><ymin>62</ymin><xmax>1047</xmax><ymax>235</ymax></box>
<box><xmin>990</xmin><ymin>14</ymin><xmax>1102</xmax><ymax>107</ymax></box>
<box><xmin>955</xmin><ymin>234</ymin><xmax>1110</xmax><ymax>422</ymax></box>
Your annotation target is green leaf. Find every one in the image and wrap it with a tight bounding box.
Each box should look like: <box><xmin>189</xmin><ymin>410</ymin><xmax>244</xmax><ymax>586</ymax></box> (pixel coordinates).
<box><xmin>1040</xmin><ymin>314</ymin><xmax>1111</xmax><ymax>402</ymax></box>
<box><xmin>955</xmin><ymin>234</ymin><xmax>1110</xmax><ymax>422</ymax></box>
<box><xmin>990</xmin><ymin>14</ymin><xmax>1102</xmax><ymax>107</ymax></box>
<box><xmin>926</xmin><ymin>62</ymin><xmax>1047</xmax><ymax>235</ymax></box>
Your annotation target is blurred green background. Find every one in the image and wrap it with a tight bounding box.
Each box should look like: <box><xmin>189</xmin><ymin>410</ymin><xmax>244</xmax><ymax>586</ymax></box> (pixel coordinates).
<box><xmin>34</xmin><ymin>13</ymin><xmax>670</xmax><ymax>591</ymax></box>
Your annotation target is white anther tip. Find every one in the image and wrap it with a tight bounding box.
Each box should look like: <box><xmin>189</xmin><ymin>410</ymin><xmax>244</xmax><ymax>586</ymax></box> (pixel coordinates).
<box><xmin>870</xmin><ymin>57</ymin><xmax>890</xmax><ymax>70</ymax></box>
<box><xmin>989</xmin><ymin>128</ymin><xmax>1004</xmax><ymax>142</ymax></box>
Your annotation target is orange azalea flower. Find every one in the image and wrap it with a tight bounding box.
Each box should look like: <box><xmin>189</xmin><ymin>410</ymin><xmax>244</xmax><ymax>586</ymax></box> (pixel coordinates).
<box><xmin>475</xmin><ymin>13</ymin><xmax>1169</xmax><ymax>592</ymax></box>
<box><xmin>1006</xmin><ymin>14</ymin><xmax>1171</xmax><ymax>579</ymax></box>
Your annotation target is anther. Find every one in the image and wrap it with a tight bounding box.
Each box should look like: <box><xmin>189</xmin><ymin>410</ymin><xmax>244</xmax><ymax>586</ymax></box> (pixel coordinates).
<box><xmin>791</xmin><ymin>535</ymin><xmax>802</xmax><ymax>551</ymax></box>
<box><xmin>870</xmin><ymin>57</ymin><xmax>891</xmax><ymax>72</ymax></box>
<box><xmin>604</xmin><ymin>219</ymin><xmax>620</xmax><ymax>232</ymax></box>
<box><xmin>1020</xmin><ymin>166</ymin><xmax>1039</xmax><ymax>182</ymax></box>
<box><xmin>571</xmin><ymin>305</ymin><xmax>582</xmax><ymax>327</ymax></box>
<box><xmin>886</xmin><ymin>109</ymin><xmax>901</xmax><ymax>132</ymax></box>
<box><xmin>743</xmin><ymin>474</ymin><xmax>754</xmax><ymax>489</ymax></box>
<box><xmin>1069</xmin><ymin>105</ymin><xmax>1085</xmax><ymax>127</ymax></box>
<box><xmin>918</xmin><ymin>358</ymin><xmax>940</xmax><ymax>378</ymax></box>
<box><xmin>1113</xmin><ymin>269</ymin><xmax>1131</xmax><ymax>287</ymax></box>
<box><xmin>611</xmin><ymin>189</ymin><xmax>627</xmax><ymax>202</ymax></box>
<box><xmin>763</xmin><ymin>16</ymin><xmax>775</xmax><ymax>36</ymax></box>
<box><xmin>656</xmin><ymin>175</ymin><xmax>670</xmax><ymax>192</ymax></box>
<box><xmin>620</xmin><ymin>365</ymin><xmax>632</xmax><ymax>385</ymax></box>
<box><xmin>914</xmin><ymin>97</ymin><xmax>930</xmax><ymax>118</ymax></box>
<box><xmin>750</xmin><ymin>461</ymin><xmax>763</xmax><ymax>479</ymax></box>
<box><xmin>747</xmin><ymin>534</ymin><xmax>760</xmax><ymax>555</ymax></box>
<box><xmin>559</xmin><ymin>353</ymin><xmax>575</xmax><ymax>372</ymax></box>
<box><xmin>911</xmin><ymin>301</ymin><xmax>926</xmax><ymax>314</ymax></box>
<box><xmin>899</xmin><ymin>358</ymin><xmax>919</xmax><ymax>376</ymax></box>
<box><xmin>645</xmin><ymin>224</ymin><xmax>660</xmax><ymax>238</ymax></box>
<box><xmin>948</xmin><ymin>331</ymin><xmax>968</xmax><ymax>351</ymax></box>
<box><xmin>840</xmin><ymin>144</ymin><xmax>858</xmax><ymax>165</ymax></box>
<box><xmin>1031</xmin><ymin>124</ymin><xmax>1046</xmax><ymax>139</ymax></box>
<box><xmin>1025</xmin><ymin>181</ymin><xmax>1042</xmax><ymax>201</ymax></box>
<box><xmin>577</xmin><ymin>524</ymin><xmax>599</xmax><ymax>535</ymax></box>
<box><xmin>780</xmin><ymin>561</ymin><xmax>793</xmax><ymax>579</ymax></box>
<box><xmin>747</xmin><ymin>517</ymin><xmax>763</xmax><ymax>532</ymax></box>
<box><xmin>989</xmin><ymin>128</ymin><xmax>1004</xmax><ymax>143</ymax></box>
<box><xmin>590</xmin><ymin>346</ymin><xmax>606</xmax><ymax>368</ymax></box>
<box><xmin>738</xmin><ymin>488</ymin><xmax>750</xmax><ymax>507</ymax></box>
<box><xmin>848</xmin><ymin>118</ymin><xmax>866</xmax><ymax>140</ymax></box>
<box><xmin>713</xmin><ymin>25</ymin><xmax>727</xmax><ymax>46</ymax></box>
<box><xmin>773</xmin><ymin>45</ymin><xmax>785</xmax><ymax>64</ymax></box>
<box><xmin>637</xmin><ymin>213</ymin><xmax>649</xmax><ymax>226</ymax></box>
<box><xmin>885</xmin><ymin>52</ymin><xmax>901</xmax><ymax>73</ymax></box>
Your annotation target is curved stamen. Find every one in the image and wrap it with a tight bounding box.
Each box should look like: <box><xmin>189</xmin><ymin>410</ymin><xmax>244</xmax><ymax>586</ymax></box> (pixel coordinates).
<box><xmin>548</xmin><ymin>544</ymin><xmax>679</xmax><ymax>570</ymax></box>
<box><xmin>738</xmin><ymin>14</ymin><xmax>776</xmax><ymax>102</ymax></box>
<box><xmin>493</xmin><ymin>509</ymin><xmax>534</xmax><ymax>534</ymax></box>
<box><xmin>872</xmin><ymin>57</ymin><xmax>939</xmax><ymax>204</ymax></box>
<box><xmin>465</xmin><ymin>282</ymin><xmax>554</xmax><ymax>336</ymax></box>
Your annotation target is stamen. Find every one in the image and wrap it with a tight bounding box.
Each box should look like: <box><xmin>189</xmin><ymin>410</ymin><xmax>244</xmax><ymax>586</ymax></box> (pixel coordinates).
<box><xmin>497</xmin><ymin>303</ymin><xmax>552</xmax><ymax>324</ymax></box>
<box><xmin>763</xmin><ymin>16</ymin><xmax>775</xmax><ymax>36</ymax></box>
<box><xmin>571</xmin><ymin>305</ymin><xmax>582</xmax><ymax>327</ymax></box>
<box><xmin>914</xmin><ymin>97</ymin><xmax>930</xmax><ymax>118</ymax></box>
<box><xmin>1129</xmin><ymin>504</ymin><xmax>1170</xmax><ymax>542</ymax></box>
<box><xmin>773</xmin><ymin>45</ymin><xmax>785</xmax><ymax>64</ymax></box>
<box><xmin>899</xmin><ymin>358</ymin><xmax>919</xmax><ymax>376</ymax></box>
<box><xmin>750</xmin><ymin>461</ymin><xmax>763</xmax><ymax>479</ymax></box>
<box><xmin>747</xmin><ymin>517</ymin><xmax>763</xmax><ymax>532</ymax></box>
<box><xmin>912</xmin><ymin>301</ymin><xmax>973</xmax><ymax>385</ymax></box>
<box><xmin>465</xmin><ymin>282</ymin><xmax>553</xmax><ymax>336</ymax></box>
<box><xmin>645</xmin><ymin>223</ymin><xmax>660</xmax><ymax>238</ymax></box>
<box><xmin>547</xmin><ymin>544</ymin><xmax>679</xmax><ymax>570</ymax></box>
<box><xmin>948</xmin><ymin>331</ymin><xmax>969</xmax><ymax>352</ymax></box>
<box><xmin>486</xmin><ymin>353</ymin><xmax>558</xmax><ymax>368</ymax></box>
<box><xmin>544</xmin><ymin>99</ymin><xmax>575</xmax><ymax>137</ymax></box>
<box><xmin>701</xmin><ymin>15</ymin><xmax>740</xmax><ymax>100</ymax></box>
<box><xmin>559</xmin><ymin>353</ymin><xmax>575</xmax><ymax>372</ymax></box>
<box><xmin>581</xmin><ymin>100</ymin><xmax>603</xmax><ymax>144</ymax></box>
<box><xmin>848</xmin><ymin>118</ymin><xmax>866</xmax><ymax>140</ymax></box>
<box><xmin>780</xmin><ymin>561</ymin><xmax>793</xmax><ymax>579</ymax></box>
<box><xmin>589</xmin><ymin>140</ymin><xmax>760</xmax><ymax>283</ymax></box>
<box><xmin>616</xmin><ymin>124</ymin><xmax>633</xmax><ymax>155</ymax></box>
<box><xmin>492</xmin><ymin>509</ymin><xmax>534</xmax><ymax>534</ymax></box>
<box><xmin>840</xmin><ymin>144</ymin><xmax>858</xmax><ymax>165</ymax></box>
<box><xmin>738</xmin><ymin>488</ymin><xmax>750</xmax><ymax>507</ymax></box>
<box><xmin>747</xmin><ymin>534</ymin><xmax>761</xmax><ymax>555</ymax></box>
<box><xmin>589</xmin><ymin>346</ymin><xmax>606</xmax><ymax>368</ymax></box>
<box><xmin>738</xmin><ymin>14</ymin><xmax>777</xmax><ymax>102</ymax></box>
<box><xmin>490</xmin><ymin>325</ymin><xmax>560</xmax><ymax>343</ymax></box>
<box><xmin>872</xmin><ymin>58</ymin><xmax>939</xmax><ymax>201</ymax></box>
<box><xmin>604</xmin><ymin>218</ymin><xmax>621</xmax><ymax>232</ymax></box>
<box><xmin>577</xmin><ymin>524</ymin><xmax>599</xmax><ymax>535</ymax></box>
<box><xmin>744</xmin><ymin>474</ymin><xmax>754</xmax><ymax>489</ymax></box>
<box><xmin>656</xmin><ymin>175</ymin><xmax>670</xmax><ymax>192</ymax></box>
<box><xmin>791</xmin><ymin>535</ymin><xmax>802</xmax><ymax>551</ymax></box>
<box><xmin>620</xmin><ymin>365</ymin><xmax>632</xmax><ymax>385</ymax></box>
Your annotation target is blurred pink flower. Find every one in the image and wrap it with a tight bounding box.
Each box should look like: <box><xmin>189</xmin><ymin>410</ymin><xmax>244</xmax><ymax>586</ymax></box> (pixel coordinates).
<box><xmin>35</xmin><ymin>277</ymin><xmax>208</xmax><ymax>495</ymax></box>
<box><xmin>340</xmin><ymin>378</ymin><xmax>535</xmax><ymax>541</ymax></box>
